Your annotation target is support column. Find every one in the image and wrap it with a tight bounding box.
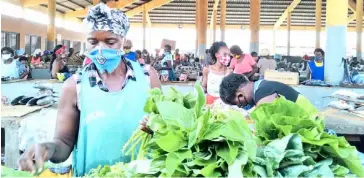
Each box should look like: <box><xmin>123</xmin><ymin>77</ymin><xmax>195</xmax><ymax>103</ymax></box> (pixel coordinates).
<box><xmin>198</xmin><ymin>0</ymin><xmax>208</xmax><ymax>58</ymax></box>
<box><xmin>250</xmin><ymin>0</ymin><xmax>260</xmax><ymax>53</ymax></box>
<box><xmin>212</xmin><ymin>10</ymin><xmax>217</xmax><ymax>43</ymax></box>
<box><xmin>287</xmin><ymin>11</ymin><xmax>291</xmax><ymax>56</ymax></box>
<box><xmin>272</xmin><ymin>30</ymin><xmax>276</xmax><ymax>54</ymax></box>
<box><xmin>47</xmin><ymin>0</ymin><xmax>56</xmax><ymax>50</ymax></box>
<box><xmin>315</xmin><ymin>0</ymin><xmax>322</xmax><ymax>48</ymax></box>
<box><xmin>142</xmin><ymin>5</ymin><xmax>147</xmax><ymax>50</ymax></box>
<box><xmin>325</xmin><ymin>0</ymin><xmax>348</xmax><ymax>84</ymax></box>
<box><xmin>220</xmin><ymin>0</ymin><xmax>226</xmax><ymax>41</ymax></box>
<box><xmin>357</xmin><ymin>0</ymin><xmax>363</xmax><ymax>59</ymax></box>
<box><xmin>195</xmin><ymin>0</ymin><xmax>200</xmax><ymax>55</ymax></box>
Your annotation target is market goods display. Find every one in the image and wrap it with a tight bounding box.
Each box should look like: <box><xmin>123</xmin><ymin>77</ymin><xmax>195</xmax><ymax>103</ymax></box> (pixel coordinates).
<box><xmin>250</xmin><ymin>98</ymin><xmax>364</xmax><ymax>177</ymax></box>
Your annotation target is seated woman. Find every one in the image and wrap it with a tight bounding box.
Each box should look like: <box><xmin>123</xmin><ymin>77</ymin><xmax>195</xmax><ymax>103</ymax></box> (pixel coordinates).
<box><xmin>31</xmin><ymin>49</ymin><xmax>42</xmax><ymax>65</ymax></box>
<box><xmin>50</xmin><ymin>45</ymin><xmax>70</xmax><ymax>81</ymax></box>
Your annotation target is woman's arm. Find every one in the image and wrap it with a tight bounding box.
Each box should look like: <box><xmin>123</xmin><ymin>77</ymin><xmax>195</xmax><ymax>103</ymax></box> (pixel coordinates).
<box><xmin>51</xmin><ymin>78</ymin><xmax>80</xmax><ymax>162</ymax></box>
<box><xmin>51</xmin><ymin>61</ymin><xmax>61</xmax><ymax>79</ymax></box>
<box><xmin>201</xmin><ymin>67</ymin><xmax>209</xmax><ymax>93</ymax></box>
<box><xmin>147</xmin><ymin>66</ymin><xmax>162</xmax><ymax>89</ymax></box>
<box><xmin>246</xmin><ymin>64</ymin><xmax>258</xmax><ymax>78</ymax></box>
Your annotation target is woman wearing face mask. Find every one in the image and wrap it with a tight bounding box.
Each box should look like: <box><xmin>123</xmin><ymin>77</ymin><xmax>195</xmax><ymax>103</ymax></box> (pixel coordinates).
<box><xmin>1</xmin><ymin>47</ymin><xmax>28</xmax><ymax>80</ymax></box>
<box><xmin>18</xmin><ymin>2</ymin><xmax>161</xmax><ymax>176</ymax></box>
<box><xmin>202</xmin><ymin>41</ymin><xmax>232</xmax><ymax>105</ymax></box>
<box><xmin>307</xmin><ymin>48</ymin><xmax>325</xmax><ymax>81</ymax></box>
<box><xmin>50</xmin><ymin>45</ymin><xmax>70</xmax><ymax>79</ymax></box>
<box><xmin>229</xmin><ymin>45</ymin><xmax>258</xmax><ymax>81</ymax></box>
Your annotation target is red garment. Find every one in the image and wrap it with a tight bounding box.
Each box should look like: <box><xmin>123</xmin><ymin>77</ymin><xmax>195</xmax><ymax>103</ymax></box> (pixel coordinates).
<box><xmin>31</xmin><ymin>57</ymin><xmax>41</xmax><ymax>64</ymax></box>
<box><xmin>206</xmin><ymin>94</ymin><xmax>219</xmax><ymax>105</ymax></box>
<box><xmin>55</xmin><ymin>46</ymin><xmax>66</xmax><ymax>55</ymax></box>
<box><xmin>230</xmin><ymin>54</ymin><xmax>256</xmax><ymax>74</ymax></box>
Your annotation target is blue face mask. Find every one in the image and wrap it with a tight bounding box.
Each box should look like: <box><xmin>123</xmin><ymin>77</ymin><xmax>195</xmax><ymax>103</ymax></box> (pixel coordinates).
<box><xmin>315</xmin><ymin>56</ymin><xmax>322</xmax><ymax>61</ymax></box>
<box><xmin>87</xmin><ymin>49</ymin><xmax>124</xmax><ymax>73</ymax></box>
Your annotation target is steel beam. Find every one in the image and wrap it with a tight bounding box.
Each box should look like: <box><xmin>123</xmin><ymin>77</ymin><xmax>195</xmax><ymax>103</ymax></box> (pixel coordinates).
<box><xmin>273</xmin><ymin>0</ymin><xmax>301</xmax><ymax>30</ymax></box>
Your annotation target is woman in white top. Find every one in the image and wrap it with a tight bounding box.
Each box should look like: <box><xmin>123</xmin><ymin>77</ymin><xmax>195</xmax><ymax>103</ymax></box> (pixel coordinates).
<box><xmin>257</xmin><ymin>48</ymin><xmax>277</xmax><ymax>78</ymax></box>
<box><xmin>202</xmin><ymin>42</ymin><xmax>232</xmax><ymax>105</ymax></box>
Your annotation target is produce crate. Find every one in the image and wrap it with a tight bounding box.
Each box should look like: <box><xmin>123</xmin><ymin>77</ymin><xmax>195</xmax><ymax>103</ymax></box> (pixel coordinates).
<box><xmin>264</xmin><ymin>70</ymin><xmax>299</xmax><ymax>85</ymax></box>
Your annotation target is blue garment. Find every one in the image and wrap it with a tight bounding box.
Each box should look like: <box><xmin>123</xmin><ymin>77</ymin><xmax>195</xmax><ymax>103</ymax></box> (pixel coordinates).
<box><xmin>124</xmin><ymin>51</ymin><xmax>137</xmax><ymax>61</ymax></box>
<box><xmin>72</xmin><ymin>61</ymin><xmax>149</xmax><ymax>176</ymax></box>
<box><xmin>87</xmin><ymin>49</ymin><xmax>124</xmax><ymax>74</ymax></box>
<box><xmin>308</xmin><ymin>60</ymin><xmax>324</xmax><ymax>81</ymax></box>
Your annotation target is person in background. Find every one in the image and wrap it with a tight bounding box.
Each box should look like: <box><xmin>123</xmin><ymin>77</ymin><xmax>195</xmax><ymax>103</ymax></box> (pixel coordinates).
<box><xmin>257</xmin><ymin>48</ymin><xmax>276</xmax><ymax>78</ymax></box>
<box><xmin>31</xmin><ymin>49</ymin><xmax>42</xmax><ymax>65</ymax></box>
<box><xmin>68</xmin><ymin>48</ymin><xmax>75</xmax><ymax>58</ymax></box>
<box><xmin>16</xmin><ymin>49</ymin><xmax>25</xmax><ymax>58</ymax></box>
<box><xmin>174</xmin><ymin>48</ymin><xmax>181</xmax><ymax>61</ymax></box>
<box><xmin>219</xmin><ymin>73</ymin><xmax>316</xmax><ymax>113</ymax></box>
<box><xmin>202</xmin><ymin>41</ymin><xmax>232</xmax><ymax>105</ymax></box>
<box><xmin>1</xmin><ymin>47</ymin><xmax>22</xmax><ymax>79</ymax></box>
<box><xmin>229</xmin><ymin>45</ymin><xmax>258</xmax><ymax>80</ymax></box>
<box><xmin>160</xmin><ymin>44</ymin><xmax>175</xmax><ymax>81</ymax></box>
<box><xmin>18</xmin><ymin>56</ymin><xmax>30</xmax><ymax>79</ymax></box>
<box><xmin>203</xmin><ymin>49</ymin><xmax>212</xmax><ymax>67</ymax></box>
<box><xmin>142</xmin><ymin>49</ymin><xmax>151</xmax><ymax>64</ymax></box>
<box><xmin>50</xmin><ymin>45</ymin><xmax>70</xmax><ymax>80</ymax></box>
<box><xmin>135</xmin><ymin>50</ymin><xmax>145</xmax><ymax>65</ymax></box>
<box><xmin>123</xmin><ymin>39</ymin><xmax>136</xmax><ymax>61</ymax></box>
<box><xmin>307</xmin><ymin>48</ymin><xmax>325</xmax><ymax>81</ymax></box>
<box><xmin>18</xmin><ymin>2</ymin><xmax>161</xmax><ymax>176</ymax></box>
<box><xmin>251</xmin><ymin>51</ymin><xmax>259</xmax><ymax>62</ymax></box>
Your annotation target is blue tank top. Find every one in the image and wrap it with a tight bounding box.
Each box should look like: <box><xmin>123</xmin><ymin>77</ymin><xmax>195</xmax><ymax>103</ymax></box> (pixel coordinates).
<box><xmin>72</xmin><ymin>61</ymin><xmax>149</xmax><ymax>176</ymax></box>
<box><xmin>308</xmin><ymin>60</ymin><xmax>324</xmax><ymax>81</ymax></box>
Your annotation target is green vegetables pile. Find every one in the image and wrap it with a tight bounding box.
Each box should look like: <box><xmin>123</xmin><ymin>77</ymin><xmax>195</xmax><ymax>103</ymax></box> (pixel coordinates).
<box><xmin>250</xmin><ymin>97</ymin><xmax>364</xmax><ymax>177</ymax></box>
<box><xmin>89</xmin><ymin>84</ymin><xmax>364</xmax><ymax>177</ymax></box>
<box><xmin>125</xmin><ymin>83</ymin><xmax>257</xmax><ymax>177</ymax></box>
<box><xmin>1</xmin><ymin>166</ymin><xmax>32</xmax><ymax>177</ymax></box>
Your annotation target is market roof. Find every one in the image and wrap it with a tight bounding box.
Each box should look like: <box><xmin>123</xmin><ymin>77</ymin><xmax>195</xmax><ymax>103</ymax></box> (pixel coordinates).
<box><xmin>25</xmin><ymin>0</ymin><xmax>363</xmax><ymax>28</ymax></box>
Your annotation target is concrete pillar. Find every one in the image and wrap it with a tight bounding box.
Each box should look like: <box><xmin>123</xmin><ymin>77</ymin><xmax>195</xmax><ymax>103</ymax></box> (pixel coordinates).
<box><xmin>356</xmin><ymin>0</ymin><xmax>363</xmax><ymax>59</ymax></box>
<box><xmin>272</xmin><ymin>30</ymin><xmax>276</xmax><ymax>54</ymax></box>
<box><xmin>212</xmin><ymin>10</ymin><xmax>217</xmax><ymax>43</ymax></box>
<box><xmin>195</xmin><ymin>0</ymin><xmax>200</xmax><ymax>55</ymax></box>
<box><xmin>287</xmin><ymin>11</ymin><xmax>291</xmax><ymax>56</ymax></box>
<box><xmin>198</xmin><ymin>0</ymin><xmax>208</xmax><ymax>58</ymax></box>
<box><xmin>220</xmin><ymin>0</ymin><xmax>226</xmax><ymax>42</ymax></box>
<box><xmin>315</xmin><ymin>0</ymin><xmax>322</xmax><ymax>48</ymax></box>
<box><xmin>47</xmin><ymin>0</ymin><xmax>56</xmax><ymax>50</ymax></box>
<box><xmin>250</xmin><ymin>0</ymin><xmax>260</xmax><ymax>53</ymax></box>
<box><xmin>142</xmin><ymin>5</ymin><xmax>147</xmax><ymax>50</ymax></box>
<box><xmin>325</xmin><ymin>0</ymin><xmax>348</xmax><ymax>85</ymax></box>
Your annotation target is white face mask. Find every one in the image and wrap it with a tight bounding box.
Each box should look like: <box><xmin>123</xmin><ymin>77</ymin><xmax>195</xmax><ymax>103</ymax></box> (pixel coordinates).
<box><xmin>2</xmin><ymin>54</ymin><xmax>12</xmax><ymax>61</ymax></box>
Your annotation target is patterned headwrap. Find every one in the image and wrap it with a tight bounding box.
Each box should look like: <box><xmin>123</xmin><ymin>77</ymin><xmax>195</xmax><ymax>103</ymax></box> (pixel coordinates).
<box><xmin>55</xmin><ymin>46</ymin><xmax>66</xmax><ymax>55</ymax></box>
<box><xmin>84</xmin><ymin>2</ymin><xmax>130</xmax><ymax>37</ymax></box>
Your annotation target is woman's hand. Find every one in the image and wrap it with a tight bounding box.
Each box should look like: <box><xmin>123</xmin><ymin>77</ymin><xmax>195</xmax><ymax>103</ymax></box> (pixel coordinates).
<box><xmin>18</xmin><ymin>142</ymin><xmax>57</xmax><ymax>174</ymax></box>
<box><xmin>140</xmin><ymin>116</ymin><xmax>153</xmax><ymax>134</ymax></box>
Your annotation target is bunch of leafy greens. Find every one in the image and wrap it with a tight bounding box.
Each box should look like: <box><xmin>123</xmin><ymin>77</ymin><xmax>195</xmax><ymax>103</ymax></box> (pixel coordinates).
<box><xmin>87</xmin><ymin>163</ymin><xmax>129</xmax><ymax>177</ymax></box>
<box><xmin>1</xmin><ymin>166</ymin><xmax>32</xmax><ymax>177</ymax></box>
<box><xmin>250</xmin><ymin>97</ymin><xmax>364</xmax><ymax>177</ymax></box>
<box><xmin>127</xmin><ymin>83</ymin><xmax>256</xmax><ymax>177</ymax></box>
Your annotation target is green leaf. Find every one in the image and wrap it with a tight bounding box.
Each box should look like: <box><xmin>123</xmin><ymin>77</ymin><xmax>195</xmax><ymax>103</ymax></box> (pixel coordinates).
<box><xmin>188</xmin><ymin>110</ymin><xmax>210</xmax><ymax>148</ymax></box>
<box><xmin>165</xmin><ymin>149</ymin><xmax>192</xmax><ymax>177</ymax></box>
<box><xmin>279</xmin><ymin>165</ymin><xmax>312</xmax><ymax>177</ymax></box>
<box><xmin>155</xmin><ymin>131</ymin><xmax>187</xmax><ymax>152</ymax></box>
<box><xmin>228</xmin><ymin>152</ymin><xmax>249</xmax><ymax>178</ymax></box>
<box><xmin>194</xmin><ymin>82</ymin><xmax>206</xmax><ymax>118</ymax></box>
<box><xmin>216</xmin><ymin>141</ymin><xmax>239</xmax><ymax>166</ymax></box>
<box><xmin>156</xmin><ymin>101</ymin><xmax>195</xmax><ymax>130</ymax></box>
<box><xmin>200</xmin><ymin>163</ymin><xmax>221</xmax><ymax>177</ymax></box>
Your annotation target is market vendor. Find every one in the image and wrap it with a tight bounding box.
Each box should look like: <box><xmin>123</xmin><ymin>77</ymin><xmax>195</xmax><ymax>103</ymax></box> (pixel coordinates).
<box><xmin>50</xmin><ymin>45</ymin><xmax>70</xmax><ymax>80</ymax></box>
<box><xmin>18</xmin><ymin>2</ymin><xmax>161</xmax><ymax>176</ymax></box>
<box><xmin>219</xmin><ymin>73</ymin><xmax>316</xmax><ymax>114</ymax></box>
<box><xmin>123</xmin><ymin>39</ymin><xmax>137</xmax><ymax>61</ymax></box>
<box><xmin>1</xmin><ymin>47</ymin><xmax>28</xmax><ymax>80</ymax></box>
<box><xmin>202</xmin><ymin>41</ymin><xmax>232</xmax><ymax>105</ymax></box>
<box><xmin>307</xmin><ymin>48</ymin><xmax>325</xmax><ymax>81</ymax></box>
<box><xmin>229</xmin><ymin>45</ymin><xmax>258</xmax><ymax>81</ymax></box>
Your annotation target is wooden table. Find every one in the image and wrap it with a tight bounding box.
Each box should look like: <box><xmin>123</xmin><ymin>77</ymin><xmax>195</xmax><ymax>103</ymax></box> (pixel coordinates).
<box><xmin>1</xmin><ymin>105</ymin><xmax>50</xmax><ymax>168</ymax></box>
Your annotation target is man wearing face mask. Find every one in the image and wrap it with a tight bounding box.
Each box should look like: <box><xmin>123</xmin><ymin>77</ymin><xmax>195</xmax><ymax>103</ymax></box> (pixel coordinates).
<box><xmin>160</xmin><ymin>45</ymin><xmax>175</xmax><ymax>81</ymax></box>
<box><xmin>123</xmin><ymin>39</ymin><xmax>137</xmax><ymax>61</ymax></box>
<box><xmin>307</xmin><ymin>48</ymin><xmax>325</xmax><ymax>81</ymax></box>
<box><xmin>18</xmin><ymin>2</ymin><xmax>161</xmax><ymax>176</ymax></box>
<box><xmin>1</xmin><ymin>47</ymin><xmax>28</xmax><ymax>80</ymax></box>
<box><xmin>202</xmin><ymin>41</ymin><xmax>232</xmax><ymax>105</ymax></box>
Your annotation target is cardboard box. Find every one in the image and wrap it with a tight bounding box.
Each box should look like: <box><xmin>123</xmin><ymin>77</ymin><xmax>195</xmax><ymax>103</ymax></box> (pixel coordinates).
<box><xmin>264</xmin><ymin>70</ymin><xmax>299</xmax><ymax>85</ymax></box>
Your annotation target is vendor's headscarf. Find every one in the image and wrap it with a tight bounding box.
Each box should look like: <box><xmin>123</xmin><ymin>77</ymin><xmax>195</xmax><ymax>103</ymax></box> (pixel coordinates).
<box><xmin>55</xmin><ymin>46</ymin><xmax>66</xmax><ymax>55</ymax></box>
<box><xmin>16</xmin><ymin>49</ymin><xmax>25</xmax><ymax>56</ymax></box>
<box><xmin>84</xmin><ymin>2</ymin><xmax>130</xmax><ymax>37</ymax></box>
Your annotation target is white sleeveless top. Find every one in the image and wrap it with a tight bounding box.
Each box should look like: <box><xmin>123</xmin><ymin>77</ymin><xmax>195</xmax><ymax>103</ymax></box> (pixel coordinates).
<box><xmin>1</xmin><ymin>60</ymin><xmax>19</xmax><ymax>79</ymax></box>
<box><xmin>207</xmin><ymin>68</ymin><xmax>228</xmax><ymax>97</ymax></box>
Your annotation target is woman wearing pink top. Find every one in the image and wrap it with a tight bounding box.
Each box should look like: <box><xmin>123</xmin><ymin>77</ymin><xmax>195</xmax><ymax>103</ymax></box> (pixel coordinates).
<box><xmin>229</xmin><ymin>45</ymin><xmax>258</xmax><ymax>80</ymax></box>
